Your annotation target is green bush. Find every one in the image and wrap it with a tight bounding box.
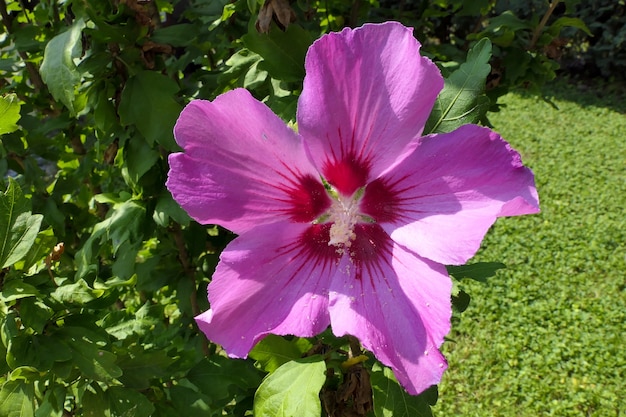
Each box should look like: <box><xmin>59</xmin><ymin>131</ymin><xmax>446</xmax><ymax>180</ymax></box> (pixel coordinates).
<box><xmin>0</xmin><ymin>0</ymin><xmax>590</xmax><ymax>415</ymax></box>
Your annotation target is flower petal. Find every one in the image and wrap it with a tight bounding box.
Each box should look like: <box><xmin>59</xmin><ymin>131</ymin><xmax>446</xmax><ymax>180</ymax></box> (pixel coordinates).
<box><xmin>167</xmin><ymin>89</ymin><xmax>330</xmax><ymax>234</ymax></box>
<box><xmin>196</xmin><ymin>222</ymin><xmax>341</xmax><ymax>357</ymax></box>
<box><xmin>298</xmin><ymin>22</ymin><xmax>443</xmax><ymax>196</ymax></box>
<box><xmin>360</xmin><ymin>124</ymin><xmax>540</xmax><ymax>265</ymax></box>
<box><xmin>329</xmin><ymin>225</ymin><xmax>452</xmax><ymax>395</ymax></box>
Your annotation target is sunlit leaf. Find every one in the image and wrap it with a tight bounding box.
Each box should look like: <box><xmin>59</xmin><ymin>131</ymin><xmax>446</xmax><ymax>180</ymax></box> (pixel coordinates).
<box><xmin>371</xmin><ymin>365</ymin><xmax>434</xmax><ymax>417</ymax></box>
<box><xmin>425</xmin><ymin>38</ymin><xmax>492</xmax><ymax>134</ymax></box>
<box><xmin>250</xmin><ymin>334</ymin><xmax>312</xmax><ymax>373</ymax></box>
<box><xmin>0</xmin><ymin>380</ymin><xmax>35</xmax><ymax>417</ymax></box>
<box><xmin>0</xmin><ymin>94</ymin><xmax>21</xmax><ymax>135</ymax></box>
<box><xmin>254</xmin><ymin>356</ymin><xmax>325</xmax><ymax>417</ymax></box>
<box><xmin>0</xmin><ymin>178</ymin><xmax>43</xmax><ymax>269</ymax></box>
<box><xmin>50</xmin><ymin>279</ymin><xmax>105</xmax><ymax>305</ymax></box>
<box><xmin>40</xmin><ymin>19</ymin><xmax>85</xmax><ymax>115</ymax></box>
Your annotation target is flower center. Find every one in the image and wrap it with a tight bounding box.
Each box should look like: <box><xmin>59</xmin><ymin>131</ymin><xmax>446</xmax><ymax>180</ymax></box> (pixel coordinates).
<box><xmin>327</xmin><ymin>194</ymin><xmax>360</xmax><ymax>248</ymax></box>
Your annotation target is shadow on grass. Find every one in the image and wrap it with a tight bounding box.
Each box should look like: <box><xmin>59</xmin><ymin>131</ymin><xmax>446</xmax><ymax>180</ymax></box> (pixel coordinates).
<box><xmin>541</xmin><ymin>75</ymin><xmax>626</xmax><ymax>114</ymax></box>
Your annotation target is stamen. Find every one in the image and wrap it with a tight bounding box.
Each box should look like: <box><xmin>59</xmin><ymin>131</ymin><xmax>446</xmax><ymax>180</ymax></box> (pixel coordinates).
<box><xmin>327</xmin><ymin>194</ymin><xmax>359</xmax><ymax>248</ymax></box>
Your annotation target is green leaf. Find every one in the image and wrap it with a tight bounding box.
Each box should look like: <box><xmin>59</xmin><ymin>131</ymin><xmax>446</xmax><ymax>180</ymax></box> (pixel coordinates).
<box><xmin>6</xmin><ymin>366</ymin><xmax>43</xmax><ymax>383</ymax></box>
<box><xmin>18</xmin><ymin>298</ymin><xmax>54</xmax><ymax>334</ymax></box>
<box><xmin>56</xmin><ymin>327</ymin><xmax>122</xmax><ymax>382</ymax></box>
<box><xmin>0</xmin><ymin>279</ymin><xmax>42</xmax><ymax>302</ymax></box>
<box><xmin>219</xmin><ymin>49</ymin><xmax>264</xmax><ymax>87</ymax></box>
<box><xmin>187</xmin><ymin>356</ymin><xmax>263</xmax><ymax>404</ymax></box>
<box><xmin>151</xmin><ymin>24</ymin><xmax>198</xmax><ymax>47</ymax></box>
<box><xmin>118</xmin><ymin>71</ymin><xmax>182</xmax><ymax>149</ymax></box>
<box><xmin>451</xmin><ymin>287</ymin><xmax>471</xmax><ymax>313</ymax></box>
<box><xmin>247</xmin><ymin>0</ymin><xmax>258</xmax><ymax>14</ymax></box>
<box><xmin>250</xmin><ymin>334</ymin><xmax>312</xmax><ymax>373</ymax></box>
<box><xmin>425</xmin><ymin>38</ymin><xmax>492</xmax><ymax>134</ymax></box>
<box><xmin>107</xmin><ymin>387</ymin><xmax>155</xmax><ymax>417</ymax></box>
<box><xmin>483</xmin><ymin>11</ymin><xmax>533</xmax><ymax>33</ymax></box>
<box><xmin>0</xmin><ymin>380</ymin><xmax>35</xmax><ymax>417</ymax></box>
<box><xmin>117</xmin><ymin>347</ymin><xmax>174</xmax><ymax>390</ymax></box>
<box><xmin>125</xmin><ymin>136</ymin><xmax>160</xmax><ymax>184</ymax></box>
<box><xmin>169</xmin><ymin>385</ymin><xmax>212</xmax><ymax>417</ymax></box>
<box><xmin>153</xmin><ymin>192</ymin><xmax>191</xmax><ymax>227</ymax></box>
<box><xmin>14</xmin><ymin>227</ymin><xmax>56</xmax><ymax>273</ymax></box>
<box><xmin>35</xmin><ymin>334</ymin><xmax>73</xmax><ymax>368</ymax></box>
<box><xmin>548</xmin><ymin>16</ymin><xmax>592</xmax><ymax>36</ymax></box>
<box><xmin>50</xmin><ymin>279</ymin><xmax>105</xmax><ymax>305</ymax></box>
<box><xmin>0</xmin><ymin>94</ymin><xmax>21</xmax><ymax>135</ymax></box>
<box><xmin>253</xmin><ymin>356</ymin><xmax>326</xmax><ymax>417</ymax></box>
<box><xmin>371</xmin><ymin>366</ymin><xmax>433</xmax><ymax>417</ymax></box>
<box><xmin>82</xmin><ymin>384</ymin><xmax>109</xmax><ymax>417</ymax></box>
<box><xmin>243</xmin><ymin>60</ymin><xmax>269</xmax><ymax>90</ymax></box>
<box><xmin>0</xmin><ymin>178</ymin><xmax>43</xmax><ymax>269</ymax></box>
<box><xmin>75</xmin><ymin>199</ymin><xmax>145</xmax><ymax>279</ymax></box>
<box><xmin>39</xmin><ymin>19</ymin><xmax>86</xmax><ymax>115</ymax></box>
<box><xmin>446</xmin><ymin>262</ymin><xmax>506</xmax><ymax>282</ymax></box>
<box><xmin>242</xmin><ymin>23</ymin><xmax>312</xmax><ymax>82</ymax></box>
<box><xmin>34</xmin><ymin>385</ymin><xmax>66</xmax><ymax>417</ymax></box>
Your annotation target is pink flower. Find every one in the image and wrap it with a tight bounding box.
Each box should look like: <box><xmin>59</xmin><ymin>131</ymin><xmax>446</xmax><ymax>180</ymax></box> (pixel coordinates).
<box><xmin>166</xmin><ymin>22</ymin><xmax>539</xmax><ymax>394</ymax></box>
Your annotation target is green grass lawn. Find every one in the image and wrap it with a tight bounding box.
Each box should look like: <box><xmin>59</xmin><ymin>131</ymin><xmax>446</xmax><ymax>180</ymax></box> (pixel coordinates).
<box><xmin>434</xmin><ymin>79</ymin><xmax>626</xmax><ymax>416</ymax></box>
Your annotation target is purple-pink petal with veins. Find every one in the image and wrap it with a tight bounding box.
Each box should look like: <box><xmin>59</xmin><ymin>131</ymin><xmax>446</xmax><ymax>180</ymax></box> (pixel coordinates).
<box><xmin>166</xmin><ymin>89</ymin><xmax>330</xmax><ymax>234</ymax></box>
<box><xmin>298</xmin><ymin>21</ymin><xmax>443</xmax><ymax>196</ymax></box>
<box><xmin>196</xmin><ymin>222</ymin><xmax>340</xmax><ymax>357</ymax></box>
<box><xmin>360</xmin><ymin>124</ymin><xmax>540</xmax><ymax>265</ymax></box>
<box><xmin>329</xmin><ymin>224</ymin><xmax>452</xmax><ymax>395</ymax></box>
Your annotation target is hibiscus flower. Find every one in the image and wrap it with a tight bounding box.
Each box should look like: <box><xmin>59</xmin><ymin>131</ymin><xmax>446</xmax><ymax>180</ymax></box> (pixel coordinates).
<box><xmin>166</xmin><ymin>21</ymin><xmax>539</xmax><ymax>395</ymax></box>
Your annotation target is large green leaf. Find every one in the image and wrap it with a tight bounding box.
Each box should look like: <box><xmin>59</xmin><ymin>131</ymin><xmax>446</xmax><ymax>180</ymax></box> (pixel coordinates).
<box><xmin>118</xmin><ymin>71</ymin><xmax>181</xmax><ymax>149</ymax></box>
<box><xmin>425</xmin><ymin>38</ymin><xmax>492</xmax><ymax>134</ymax></box>
<box><xmin>242</xmin><ymin>23</ymin><xmax>312</xmax><ymax>82</ymax></box>
<box><xmin>253</xmin><ymin>356</ymin><xmax>326</xmax><ymax>417</ymax></box>
<box><xmin>0</xmin><ymin>380</ymin><xmax>35</xmax><ymax>417</ymax></box>
<box><xmin>0</xmin><ymin>178</ymin><xmax>43</xmax><ymax>269</ymax></box>
<box><xmin>371</xmin><ymin>366</ymin><xmax>434</xmax><ymax>417</ymax></box>
<box><xmin>0</xmin><ymin>94</ymin><xmax>21</xmax><ymax>135</ymax></box>
<box><xmin>39</xmin><ymin>19</ymin><xmax>85</xmax><ymax>115</ymax></box>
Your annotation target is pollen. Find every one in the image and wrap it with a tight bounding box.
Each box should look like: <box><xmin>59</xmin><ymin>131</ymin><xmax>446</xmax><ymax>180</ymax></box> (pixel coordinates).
<box><xmin>327</xmin><ymin>193</ymin><xmax>360</xmax><ymax>248</ymax></box>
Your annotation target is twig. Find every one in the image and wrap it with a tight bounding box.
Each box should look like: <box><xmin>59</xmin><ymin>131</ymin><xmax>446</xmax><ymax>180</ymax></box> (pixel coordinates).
<box><xmin>170</xmin><ymin>222</ymin><xmax>210</xmax><ymax>356</ymax></box>
<box><xmin>529</xmin><ymin>0</ymin><xmax>560</xmax><ymax>50</ymax></box>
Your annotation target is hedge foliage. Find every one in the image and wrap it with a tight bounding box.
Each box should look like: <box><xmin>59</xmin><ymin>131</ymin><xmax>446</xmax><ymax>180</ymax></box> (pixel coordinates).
<box><xmin>0</xmin><ymin>1</ymin><xmax>591</xmax><ymax>415</ymax></box>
